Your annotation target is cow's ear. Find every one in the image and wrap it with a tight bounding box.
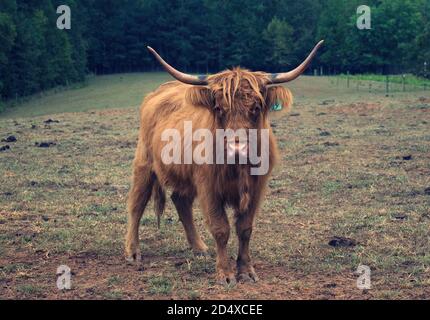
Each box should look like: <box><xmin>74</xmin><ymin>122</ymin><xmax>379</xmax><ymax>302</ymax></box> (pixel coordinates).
<box><xmin>185</xmin><ymin>87</ymin><xmax>214</xmax><ymax>109</ymax></box>
<box><xmin>265</xmin><ymin>86</ymin><xmax>293</xmax><ymax>113</ymax></box>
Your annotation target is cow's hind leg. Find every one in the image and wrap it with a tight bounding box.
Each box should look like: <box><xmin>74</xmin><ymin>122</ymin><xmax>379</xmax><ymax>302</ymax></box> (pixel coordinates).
<box><xmin>171</xmin><ymin>191</ymin><xmax>208</xmax><ymax>254</ymax></box>
<box><xmin>125</xmin><ymin>164</ymin><xmax>155</xmax><ymax>263</ymax></box>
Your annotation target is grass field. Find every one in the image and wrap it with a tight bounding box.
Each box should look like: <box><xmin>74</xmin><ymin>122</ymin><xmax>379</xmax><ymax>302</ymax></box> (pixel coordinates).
<box><xmin>0</xmin><ymin>74</ymin><xmax>429</xmax><ymax>299</ymax></box>
<box><xmin>338</xmin><ymin>74</ymin><xmax>430</xmax><ymax>87</ymax></box>
<box><xmin>0</xmin><ymin>73</ymin><xmax>171</xmax><ymax>118</ymax></box>
<box><xmin>2</xmin><ymin>72</ymin><xmax>427</xmax><ymax>119</ymax></box>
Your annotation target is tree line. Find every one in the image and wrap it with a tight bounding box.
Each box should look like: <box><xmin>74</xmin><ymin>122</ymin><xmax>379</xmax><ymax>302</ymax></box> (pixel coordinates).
<box><xmin>0</xmin><ymin>0</ymin><xmax>429</xmax><ymax>102</ymax></box>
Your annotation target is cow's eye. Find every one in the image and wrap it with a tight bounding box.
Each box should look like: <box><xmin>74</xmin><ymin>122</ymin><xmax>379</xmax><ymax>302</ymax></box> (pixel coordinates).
<box><xmin>214</xmin><ymin>106</ymin><xmax>223</xmax><ymax>116</ymax></box>
<box><xmin>250</xmin><ymin>106</ymin><xmax>262</xmax><ymax>122</ymax></box>
<box><xmin>251</xmin><ymin>105</ymin><xmax>262</xmax><ymax>118</ymax></box>
<box><xmin>254</xmin><ymin>105</ymin><xmax>262</xmax><ymax>114</ymax></box>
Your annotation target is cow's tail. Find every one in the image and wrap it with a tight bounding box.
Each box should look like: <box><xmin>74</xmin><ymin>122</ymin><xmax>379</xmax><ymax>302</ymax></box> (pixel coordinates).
<box><xmin>153</xmin><ymin>179</ymin><xmax>166</xmax><ymax>229</ymax></box>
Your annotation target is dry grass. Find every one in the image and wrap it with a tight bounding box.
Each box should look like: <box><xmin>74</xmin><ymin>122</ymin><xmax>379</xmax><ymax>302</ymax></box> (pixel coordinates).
<box><xmin>0</xmin><ymin>76</ymin><xmax>429</xmax><ymax>299</ymax></box>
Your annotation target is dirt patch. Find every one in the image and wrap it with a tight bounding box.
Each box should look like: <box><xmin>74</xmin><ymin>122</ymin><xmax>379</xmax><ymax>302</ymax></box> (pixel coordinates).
<box><xmin>35</xmin><ymin>141</ymin><xmax>56</xmax><ymax>148</ymax></box>
<box><xmin>1</xmin><ymin>136</ymin><xmax>17</xmax><ymax>143</ymax></box>
<box><xmin>328</xmin><ymin>237</ymin><xmax>357</xmax><ymax>248</ymax></box>
<box><xmin>0</xmin><ymin>251</ymin><xmax>375</xmax><ymax>300</ymax></box>
<box><xmin>417</xmin><ymin>97</ymin><xmax>430</xmax><ymax>104</ymax></box>
<box><xmin>329</xmin><ymin>102</ymin><xmax>383</xmax><ymax>114</ymax></box>
<box><xmin>44</xmin><ymin>119</ymin><xmax>60</xmax><ymax>124</ymax></box>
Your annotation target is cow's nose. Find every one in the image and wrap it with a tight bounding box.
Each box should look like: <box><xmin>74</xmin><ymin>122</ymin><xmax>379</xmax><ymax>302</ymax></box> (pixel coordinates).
<box><xmin>227</xmin><ymin>140</ymin><xmax>248</xmax><ymax>158</ymax></box>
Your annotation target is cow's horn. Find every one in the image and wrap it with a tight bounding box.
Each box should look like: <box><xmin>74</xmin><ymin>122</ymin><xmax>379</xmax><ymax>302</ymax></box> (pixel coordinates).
<box><xmin>267</xmin><ymin>40</ymin><xmax>324</xmax><ymax>84</ymax></box>
<box><xmin>147</xmin><ymin>46</ymin><xmax>208</xmax><ymax>86</ymax></box>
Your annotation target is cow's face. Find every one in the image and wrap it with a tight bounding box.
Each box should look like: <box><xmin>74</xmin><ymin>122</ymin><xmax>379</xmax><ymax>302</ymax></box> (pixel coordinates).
<box><xmin>186</xmin><ymin>70</ymin><xmax>293</xmax><ymax>158</ymax></box>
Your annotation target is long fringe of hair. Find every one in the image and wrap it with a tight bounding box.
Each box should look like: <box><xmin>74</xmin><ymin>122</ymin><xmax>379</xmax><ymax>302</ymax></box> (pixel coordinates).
<box><xmin>208</xmin><ymin>68</ymin><xmax>269</xmax><ymax>110</ymax></box>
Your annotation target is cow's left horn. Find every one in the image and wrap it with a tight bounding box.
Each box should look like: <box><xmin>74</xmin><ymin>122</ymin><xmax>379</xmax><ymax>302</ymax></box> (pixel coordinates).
<box><xmin>267</xmin><ymin>40</ymin><xmax>324</xmax><ymax>84</ymax></box>
<box><xmin>147</xmin><ymin>46</ymin><xmax>208</xmax><ymax>86</ymax></box>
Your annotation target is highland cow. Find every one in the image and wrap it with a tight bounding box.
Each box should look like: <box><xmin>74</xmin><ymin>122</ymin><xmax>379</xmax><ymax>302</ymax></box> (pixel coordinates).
<box><xmin>125</xmin><ymin>41</ymin><xmax>324</xmax><ymax>285</ymax></box>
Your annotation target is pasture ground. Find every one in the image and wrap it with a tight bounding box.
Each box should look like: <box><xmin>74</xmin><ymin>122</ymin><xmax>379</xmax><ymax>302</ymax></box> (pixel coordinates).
<box><xmin>0</xmin><ymin>74</ymin><xmax>429</xmax><ymax>299</ymax></box>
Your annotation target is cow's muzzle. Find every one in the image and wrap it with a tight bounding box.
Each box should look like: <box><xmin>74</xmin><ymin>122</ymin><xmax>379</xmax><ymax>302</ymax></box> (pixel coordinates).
<box><xmin>226</xmin><ymin>137</ymin><xmax>248</xmax><ymax>158</ymax></box>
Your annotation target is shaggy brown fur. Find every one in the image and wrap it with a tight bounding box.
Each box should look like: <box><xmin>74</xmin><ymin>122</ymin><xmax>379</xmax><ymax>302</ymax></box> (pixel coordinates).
<box><xmin>125</xmin><ymin>68</ymin><xmax>293</xmax><ymax>285</ymax></box>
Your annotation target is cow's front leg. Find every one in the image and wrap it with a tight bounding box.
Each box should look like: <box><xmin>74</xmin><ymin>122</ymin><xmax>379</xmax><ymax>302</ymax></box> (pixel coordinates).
<box><xmin>199</xmin><ymin>195</ymin><xmax>235</xmax><ymax>286</ymax></box>
<box><xmin>210</xmin><ymin>212</ymin><xmax>235</xmax><ymax>286</ymax></box>
<box><xmin>211</xmin><ymin>214</ymin><xmax>235</xmax><ymax>286</ymax></box>
<box><xmin>235</xmin><ymin>211</ymin><xmax>258</xmax><ymax>282</ymax></box>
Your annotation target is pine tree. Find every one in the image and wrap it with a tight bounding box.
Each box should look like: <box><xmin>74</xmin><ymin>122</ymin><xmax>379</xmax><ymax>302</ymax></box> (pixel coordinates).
<box><xmin>262</xmin><ymin>18</ymin><xmax>294</xmax><ymax>71</ymax></box>
<box><xmin>0</xmin><ymin>0</ymin><xmax>17</xmax><ymax>99</ymax></box>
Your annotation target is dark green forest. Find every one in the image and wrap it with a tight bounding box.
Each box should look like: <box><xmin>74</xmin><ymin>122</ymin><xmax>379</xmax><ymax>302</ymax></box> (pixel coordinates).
<box><xmin>1</xmin><ymin>0</ymin><xmax>429</xmax><ymax>101</ymax></box>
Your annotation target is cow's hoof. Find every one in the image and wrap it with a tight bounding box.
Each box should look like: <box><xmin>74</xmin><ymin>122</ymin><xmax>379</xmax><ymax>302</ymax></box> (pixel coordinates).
<box><xmin>217</xmin><ymin>272</ymin><xmax>237</xmax><ymax>287</ymax></box>
<box><xmin>125</xmin><ymin>252</ymin><xmax>141</xmax><ymax>264</ymax></box>
<box><xmin>192</xmin><ymin>242</ymin><xmax>209</xmax><ymax>256</ymax></box>
<box><xmin>193</xmin><ymin>250</ymin><xmax>209</xmax><ymax>257</ymax></box>
<box><xmin>237</xmin><ymin>269</ymin><xmax>259</xmax><ymax>283</ymax></box>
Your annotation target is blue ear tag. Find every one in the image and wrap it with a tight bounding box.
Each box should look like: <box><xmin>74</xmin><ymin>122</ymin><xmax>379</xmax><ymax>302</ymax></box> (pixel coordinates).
<box><xmin>271</xmin><ymin>102</ymin><xmax>283</xmax><ymax>111</ymax></box>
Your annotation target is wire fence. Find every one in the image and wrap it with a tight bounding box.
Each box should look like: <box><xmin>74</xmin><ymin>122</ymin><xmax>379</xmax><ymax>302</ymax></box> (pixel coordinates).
<box><xmin>324</xmin><ymin>72</ymin><xmax>430</xmax><ymax>95</ymax></box>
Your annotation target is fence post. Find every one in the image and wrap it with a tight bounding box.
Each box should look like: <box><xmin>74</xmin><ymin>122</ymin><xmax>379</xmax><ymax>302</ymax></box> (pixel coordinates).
<box><xmin>385</xmin><ymin>75</ymin><xmax>389</xmax><ymax>96</ymax></box>
<box><xmin>369</xmin><ymin>82</ymin><xmax>372</xmax><ymax>93</ymax></box>
<box><xmin>402</xmin><ymin>75</ymin><xmax>406</xmax><ymax>92</ymax></box>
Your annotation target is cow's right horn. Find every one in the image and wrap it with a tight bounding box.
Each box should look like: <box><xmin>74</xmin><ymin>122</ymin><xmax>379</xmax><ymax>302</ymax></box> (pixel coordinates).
<box><xmin>147</xmin><ymin>46</ymin><xmax>208</xmax><ymax>86</ymax></box>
